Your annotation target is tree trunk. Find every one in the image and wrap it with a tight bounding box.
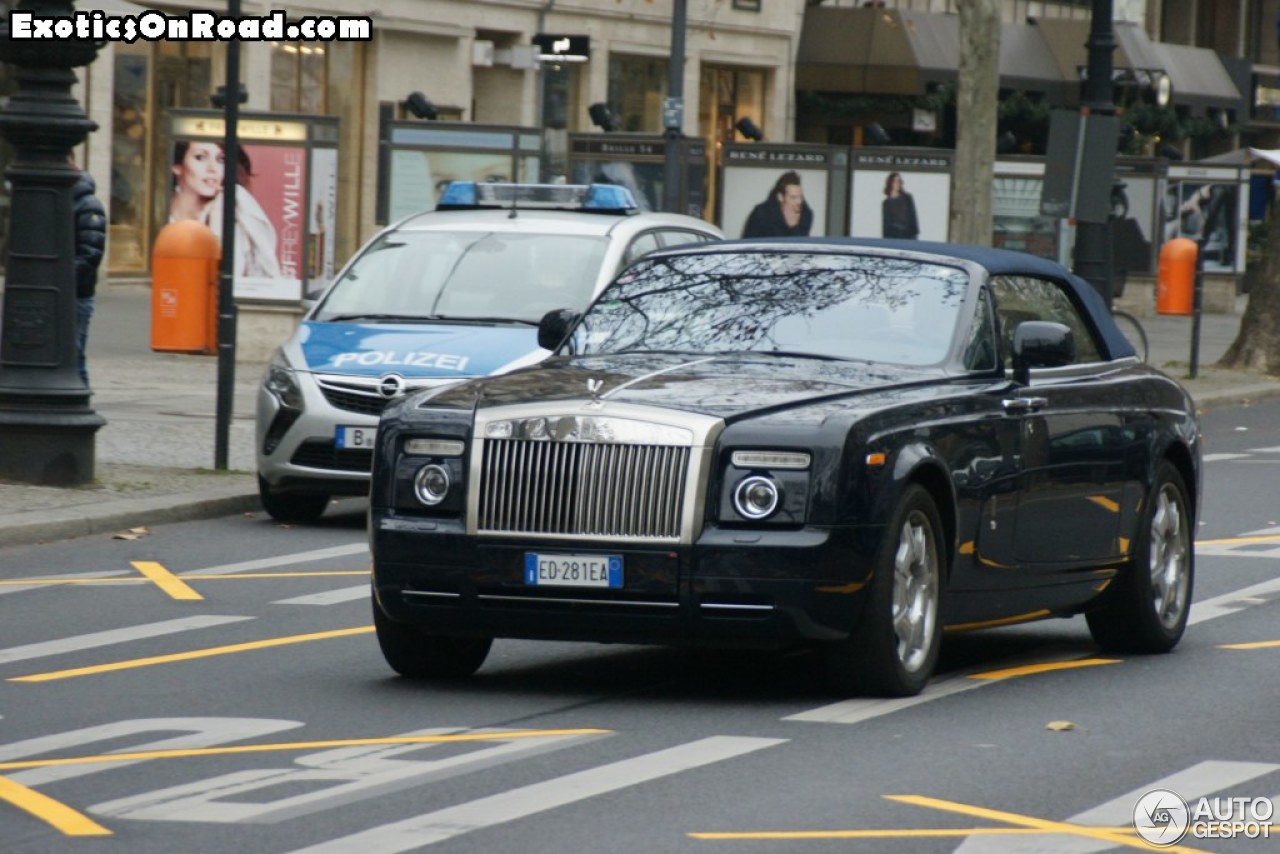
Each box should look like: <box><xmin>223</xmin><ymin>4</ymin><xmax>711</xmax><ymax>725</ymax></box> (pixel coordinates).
<box><xmin>1218</xmin><ymin>200</ymin><xmax>1280</xmax><ymax>373</ymax></box>
<box><xmin>949</xmin><ymin>0</ymin><xmax>1001</xmax><ymax>246</ymax></box>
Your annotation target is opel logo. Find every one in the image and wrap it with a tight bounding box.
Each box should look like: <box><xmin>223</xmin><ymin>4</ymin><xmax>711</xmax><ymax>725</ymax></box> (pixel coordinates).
<box><xmin>377</xmin><ymin>373</ymin><xmax>406</xmax><ymax>398</ymax></box>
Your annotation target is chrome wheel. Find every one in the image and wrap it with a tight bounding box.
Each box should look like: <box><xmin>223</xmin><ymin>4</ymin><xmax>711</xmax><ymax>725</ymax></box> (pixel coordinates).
<box><xmin>1086</xmin><ymin>461</ymin><xmax>1194</xmax><ymax>654</ymax></box>
<box><xmin>1149</xmin><ymin>483</ymin><xmax>1191</xmax><ymax>630</ymax></box>
<box><xmin>892</xmin><ymin>510</ymin><xmax>940</xmax><ymax>674</ymax></box>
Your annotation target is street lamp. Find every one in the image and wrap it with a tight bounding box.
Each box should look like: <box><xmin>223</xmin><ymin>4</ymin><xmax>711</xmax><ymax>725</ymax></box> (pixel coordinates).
<box><xmin>0</xmin><ymin>0</ymin><xmax>105</xmax><ymax>485</ymax></box>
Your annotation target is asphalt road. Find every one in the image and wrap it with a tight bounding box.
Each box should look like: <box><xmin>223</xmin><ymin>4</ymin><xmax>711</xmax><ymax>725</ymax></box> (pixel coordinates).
<box><xmin>1</xmin><ymin>401</ymin><xmax>1279</xmax><ymax>852</ymax></box>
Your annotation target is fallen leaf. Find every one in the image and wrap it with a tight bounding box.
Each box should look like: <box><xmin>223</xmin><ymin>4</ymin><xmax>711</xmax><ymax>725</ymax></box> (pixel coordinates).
<box><xmin>129</xmin><ymin>527</ymin><xmax>149</xmax><ymax>534</ymax></box>
<box><xmin>1045</xmin><ymin>720</ymin><xmax>1076</xmax><ymax>732</ymax></box>
<box><xmin>112</xmin><ymin>533</ymin><xmax>141</xmax><ymax>541</ymax></box>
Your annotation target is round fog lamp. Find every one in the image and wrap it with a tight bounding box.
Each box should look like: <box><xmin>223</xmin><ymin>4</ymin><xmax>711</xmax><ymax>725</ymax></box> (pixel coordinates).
<box><xmin>413</xmin><ymin>464</ymin><xmax>450</xmax><ymax>506</ymax></box>
<box><xmin>734</xmin><ymin>475</ymin><xmax>780</xmax><ymax>520</ymax></box>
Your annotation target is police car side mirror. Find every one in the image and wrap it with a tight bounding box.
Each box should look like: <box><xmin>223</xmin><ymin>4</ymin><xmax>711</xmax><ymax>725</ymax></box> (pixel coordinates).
<box><xmin>538</xmin><ymin>309</ymin><xmax>581</xmax><ymax>352</ymax></box>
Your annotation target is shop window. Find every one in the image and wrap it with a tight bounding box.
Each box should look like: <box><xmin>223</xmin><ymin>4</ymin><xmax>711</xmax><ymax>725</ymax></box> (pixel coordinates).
<box><xmin>607</xmin><ymin>55</ymin><xmax>667</xmax><ymax>133</ymax></box>
<box><xmin>271</xmin><ymin>43</ymin><xmax>328</xmax><ymax>113</ymax></box>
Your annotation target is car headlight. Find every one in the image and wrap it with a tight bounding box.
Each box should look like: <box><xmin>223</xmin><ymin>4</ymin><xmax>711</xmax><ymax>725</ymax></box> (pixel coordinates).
<box><xmin>734</xmin><ymin>475</ymin><xmax>780</xmax><ymax>520</ymax></box>
<box><xmin>265</xmin><ymin>350</ymin><xmax>303</xmax><ymax>410</ymax></box>
<box><xmin>413</xmin><ymin>463</ymin><xmax>451</xmax><ymax>506</ymax></box>
<box><xmin>720</xmin><ymin>448</ymin><xmax>810</xmax><ymax>525</ymax></box>
<box><xmin>394</xmin><ymin>437</ymin><xmax>466</xmax><ymax>515</ymax></box>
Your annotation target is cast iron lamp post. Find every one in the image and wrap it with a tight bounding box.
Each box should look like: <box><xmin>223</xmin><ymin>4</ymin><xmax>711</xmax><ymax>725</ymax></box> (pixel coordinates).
<box><xmin>0</xmin><ymin>0</ymin><xmax>105</xmax><ymax>485</ymax></box>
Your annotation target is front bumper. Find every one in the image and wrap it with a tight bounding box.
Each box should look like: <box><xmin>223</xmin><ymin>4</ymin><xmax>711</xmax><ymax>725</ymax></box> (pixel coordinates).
<box><xmin>371</xmin><ymin>516</ymin><xmax>883</xmax><ymax>646</ymax></box>
<box><xmin>256</xmin><ymin>378</ymin><xmax>379</xmax><ymax>496</ymax></box>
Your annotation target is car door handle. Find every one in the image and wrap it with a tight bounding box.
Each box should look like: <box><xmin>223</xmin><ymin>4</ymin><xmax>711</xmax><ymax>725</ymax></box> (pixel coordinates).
<box><xmin>1002</xmin><ymin>397</ymin><xmax>1048</xmax><ymax>413</ymax></box>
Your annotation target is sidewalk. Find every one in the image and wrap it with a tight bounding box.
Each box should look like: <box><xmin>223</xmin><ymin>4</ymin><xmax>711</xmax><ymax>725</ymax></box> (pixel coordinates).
<box><xmin>0</xmin><ymin>283</ymin><xmax>1277</xmax><ymax>548</ymax></box>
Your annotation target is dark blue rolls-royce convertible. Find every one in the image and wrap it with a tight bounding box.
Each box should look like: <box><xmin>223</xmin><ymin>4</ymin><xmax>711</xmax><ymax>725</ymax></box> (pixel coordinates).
<box><xmin>368</xmin><ymin>239</ymin><xmax>1201</xmax><ymax>696</ymax></box>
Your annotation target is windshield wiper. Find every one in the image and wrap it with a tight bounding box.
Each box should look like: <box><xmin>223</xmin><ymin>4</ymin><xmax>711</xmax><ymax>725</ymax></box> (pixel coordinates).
<box><xmin>428</xmin><ymin>315</ymin><xmax>539</xmax><ymax>326</ymax></box>
<box><xmin>750</xmin><ymin>349</ymin><xmax>851</xmax><ymax>362</ymax></box>
<box><xmin>322</xmin><ymin>313</ymin><xmax>436</xmax><ymax>323</ymax></box>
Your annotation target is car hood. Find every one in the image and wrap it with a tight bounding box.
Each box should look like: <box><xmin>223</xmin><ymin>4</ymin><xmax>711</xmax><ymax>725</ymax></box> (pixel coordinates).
<box><xmin>431</xmin><ymin>352</ymin><xmax>947</xmax><ymax>420</ymax></box>
<box><xmin>297</xmin><ymin>321</ymin><xmax>539</xmax><ymax>378</ymax></box>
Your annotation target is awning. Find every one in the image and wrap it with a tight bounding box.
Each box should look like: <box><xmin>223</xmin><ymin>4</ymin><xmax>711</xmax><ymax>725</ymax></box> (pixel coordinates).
<box><xmin>1199</xmin><ymin>147</ymin><xmax>1280</xmax><ymax>168</ymax></box>
<box><xmin>797</xmin><ymin>7</ymin><xmax>1074</xmax><ymax>100</ymax></box>
<box><xmin>796</xmin><ymin>7</ymin><xmax>956</xmax><ymax>97</ymax></box>
<box><xmin>1031</xmin><ymin>18</ymin><xmax>1242</xmax><ymax>115</ymax></box>
<box><xmin>1151</xmin><ymin>41</ymin><xmax>1245</xmax><ymax>114</ymax></box>
<box><xmin>999</xmin><ymin>21</ymin><xmax>1070</xmax><ymax>103</ymax></box>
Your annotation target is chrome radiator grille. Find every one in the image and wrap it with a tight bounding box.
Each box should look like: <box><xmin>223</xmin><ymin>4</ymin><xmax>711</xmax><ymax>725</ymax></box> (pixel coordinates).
<box><xmin>477</xmin><ymin>439</ymin><xmax>690</xmax><ymax>540</ymax></box>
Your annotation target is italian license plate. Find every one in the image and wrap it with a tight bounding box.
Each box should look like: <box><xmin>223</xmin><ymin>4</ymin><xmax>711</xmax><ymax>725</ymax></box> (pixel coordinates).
<box><xmin>525</xmin><ymin>553</ymin><xmax>623</xmax><ymax>589</ymax></box>
<box><xmin>335</xmin><ymin>426</ymin><xmax>377</xmax><ymax>450</ymax></box>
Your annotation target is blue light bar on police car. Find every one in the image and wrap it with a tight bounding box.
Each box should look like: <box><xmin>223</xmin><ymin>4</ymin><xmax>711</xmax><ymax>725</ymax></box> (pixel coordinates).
<box><xmin>436</xmin><ymin>181</ymin><xmax>637</xmax><ymax>213</ymax></box>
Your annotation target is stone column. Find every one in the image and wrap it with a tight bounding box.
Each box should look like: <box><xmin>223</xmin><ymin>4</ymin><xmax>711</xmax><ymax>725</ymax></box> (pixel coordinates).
<box><xmin>0</xmin><ymin>0</ymin><xmax>105</xmax><ymax>485</ymax></box>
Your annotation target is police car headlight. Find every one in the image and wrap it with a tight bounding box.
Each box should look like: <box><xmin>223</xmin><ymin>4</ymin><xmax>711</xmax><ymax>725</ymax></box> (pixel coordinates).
<box><xmin>413</xmin><ymin>464</ymin><xmax>451</xmax><ymax>506</ymax></box>
<box><xmin>265</xmin><ymin>351</ymin><xmax>303</xmax><ymax>410</ymax></box>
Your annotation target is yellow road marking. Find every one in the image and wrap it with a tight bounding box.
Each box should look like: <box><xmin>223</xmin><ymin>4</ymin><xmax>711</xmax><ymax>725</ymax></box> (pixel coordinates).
<box><xmin>131</xmin><ymin>561</ymin><xmax>202</xmax><ymax>601</ymax></box>
<box><xmin>1196</xmin><ymin>534</ymin><xmax>1280</xmax><ymax>545</ymax></box>
<box><xmin>886</xmin><ymin>794</ymin><xmax>1211</xmax><ymax>853</ymax></box>
<box><xmin>968</xmin><ymin>658</ymin><xmax>1121</xmax><ymax>681</ymax></box>
<box><xmin>9</xmin><ymin>626</ymin><xmax>375</xmax><ymax>683</ymax></box>
<box><xmin>0</xmin><ymin>570</ymin><xmax>370</xmax><ymax>587</ymax></box>
<box><xmin>0</xmin><ymin>729</ymin><xmax>611</xmax><ymax>772</ymax></box>
<box><xmin>1220</xmin><ymin>639</ymin><xmax>1280</xmax><ymax>650</ymax></box>
<box><xmin>1087</xmin><ymin>495</ymin><xmax>1120</xmax><ymax>513</ymax></box>
<box><xmin>690</xmin><ymin>826</ymin><xmax>1134</xmax><ymax>840</ymax></box>
<box><xmin>0</xmin><ymin>774</ymin><xmax>111</xmax><ymax>836</ymax></box>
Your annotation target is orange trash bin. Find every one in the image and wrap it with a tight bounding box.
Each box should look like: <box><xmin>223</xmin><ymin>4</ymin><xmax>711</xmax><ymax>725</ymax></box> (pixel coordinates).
<box><xmin>1156</xmin><ymin>237</ymin><xmax>1198</xmax><ymax>316</ymax></box>
<box><xmin>151</xmin><ymin>220</ymin><xmax>221</xmax><ymax>353</ymax></box>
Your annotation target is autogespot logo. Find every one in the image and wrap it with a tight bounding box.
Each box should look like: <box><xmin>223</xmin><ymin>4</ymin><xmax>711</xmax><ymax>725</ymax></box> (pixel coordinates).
<box><xmin>1134</xmin><ymin>789</ymin><xmax>1190</xmax><ymax>846</ymax></box>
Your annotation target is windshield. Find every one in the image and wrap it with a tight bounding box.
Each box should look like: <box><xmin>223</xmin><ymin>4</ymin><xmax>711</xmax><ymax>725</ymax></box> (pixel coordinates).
<box><xmin>313</xmin><ymin>230</ymin><xmax>609</xmax><ymax>324</ymax></box>
<box><xmin>575</xmin><ymin>252</ymin><xmax>971</xmax><ymax>366</ymax></box>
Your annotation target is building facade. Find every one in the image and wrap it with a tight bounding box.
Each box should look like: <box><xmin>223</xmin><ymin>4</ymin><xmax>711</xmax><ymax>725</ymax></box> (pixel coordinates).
<box><xmin>1</xmin><ymin>0</ymin><xmax>1277</xmax><ymax>282</ymax></box>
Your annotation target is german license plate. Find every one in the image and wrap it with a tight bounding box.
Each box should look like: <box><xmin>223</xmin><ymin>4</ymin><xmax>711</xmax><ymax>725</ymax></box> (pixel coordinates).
<box><xmin>335</xmin><ymin>426</ymin><xmax>376</xmax><ymax>450</ymax></box>
<box><xmin>524</xmin><ymin>553</ymin><xmax>623</xmax><ymax>589</ymax></box>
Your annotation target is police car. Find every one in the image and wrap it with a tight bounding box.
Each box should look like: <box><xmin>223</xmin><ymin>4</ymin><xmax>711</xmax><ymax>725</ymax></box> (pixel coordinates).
<box><xmin>255</xmin><ymin>181</ymin><xmax>723</xmax><ymax>521</ymax></box>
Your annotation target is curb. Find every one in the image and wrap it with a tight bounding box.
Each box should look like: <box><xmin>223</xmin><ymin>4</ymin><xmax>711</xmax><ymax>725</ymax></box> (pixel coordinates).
<box><xmin>0</xmin><ymin>487</ymin><xmax>260</xmax><ymax>548</ymax></box>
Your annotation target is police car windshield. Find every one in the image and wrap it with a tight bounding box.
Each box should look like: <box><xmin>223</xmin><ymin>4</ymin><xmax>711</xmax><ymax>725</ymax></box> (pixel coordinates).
<box><xmin>314</xmin><ymin>231</ymin><xmax>609</xmax><ymax>324</ymax></box>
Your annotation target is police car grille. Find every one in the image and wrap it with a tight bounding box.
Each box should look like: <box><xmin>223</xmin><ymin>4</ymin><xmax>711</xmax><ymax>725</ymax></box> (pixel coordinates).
<box><xmin>290</xmin><ymin>440</ymin><xmax>373</xmax><ymax>472</ymax></box>
<box><xmin>477</xmin><ymin>439</ymin><xmax>689</xmax><ymax>540</ymax></box>
<box><xmin>320</xmin><ymin>387</ymin><xmax>389</xmax><ymax>416</ymax></box>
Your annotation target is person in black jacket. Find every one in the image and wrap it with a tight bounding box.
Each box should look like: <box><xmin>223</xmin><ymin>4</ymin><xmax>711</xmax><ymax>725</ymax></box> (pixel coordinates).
<box><xmin>742</xmin><ymin>170</ymin><xmax>813</xmax><ymax>238</ymax></box>
<box><xmin>881</xmin><ymin>172</ymin><xmax>919</xmax><ymax>239</ymax></box>
<box><xmin>71</xmin><ymin>160</ymin><xmax>107</xmax><ymax>385</ymax></box>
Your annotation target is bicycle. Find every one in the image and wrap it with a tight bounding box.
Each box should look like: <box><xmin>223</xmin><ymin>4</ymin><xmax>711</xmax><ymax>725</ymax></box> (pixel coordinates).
<box><xmin>1111</xmin><ymin>308</ymin><xmax>1150</xmax><ymax>363</ymax></box>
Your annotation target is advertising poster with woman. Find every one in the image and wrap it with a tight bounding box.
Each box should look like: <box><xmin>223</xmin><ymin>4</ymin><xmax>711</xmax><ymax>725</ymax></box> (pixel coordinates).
<box><xmin>169</xmin><ymin>140</ymin><xmax>309</xmax><ymax>301</ymax></box>
<box><xmin>847</xmin><ymin>151</ymin><xmax>952</xmax><ymax>241</ymax></box>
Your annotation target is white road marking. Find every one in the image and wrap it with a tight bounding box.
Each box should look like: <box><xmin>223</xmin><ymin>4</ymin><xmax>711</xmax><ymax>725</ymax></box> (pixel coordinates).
<box><xmin>287</xmin><ymin>736</ymin><xmax>786</xmax><ymax>853</ymax></box>
<box><xmin>92</xmin><ymin>728</ymin><xmax>605</xmax><ymax>825</ymax></box>
<box><xmin>1203</xmin><ymin>452</ymin><xmax>1250</xmax><ymax>462</ymax></box>
<box><xmin>784</xmin><ymin>647</ymin><xmax>1089</xmax><ymax>725</ymax></box>
<box><xmin>1188</xmin><ymin>575</ymin><xmax>1280</xmax><ymax>625</ymax></box>
<box><xmin>0</xmin><ymin>543</ymin><xmax>369</xmax><ymax>598</ymax></box>
<box><xmin>0</xmin><ymin>568</ymin><xmax>132</xmax><ymax>597</ymax></box>
<box><xmin>3</xmin><ymin>718</ymin><xmax>304</xmax><ymax>787</ymax></box>
<box><xmin>179</xmin><ymin>543</ymin><xmax>369</xmax><ymax>577</ymax></box>
<box><xmin>952</xmin><ymin>760</ymin><xmax>1280</xmax><ymax>853</ymax></box>
<box><xmin>784</xmin><ymin>671</ymin><xmax>986</xmax><ymax>725</ymax></box>
<box><xmin>0</xmin><ymin>616</ymin><xmax>252</xmax><ymax>665</ymax></box>
<box><xmin>273</xmin><ymin>585</ymin><xmax>369</xmax><ymax>606</ymax></box>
